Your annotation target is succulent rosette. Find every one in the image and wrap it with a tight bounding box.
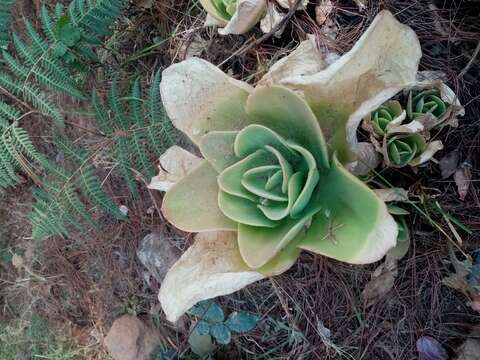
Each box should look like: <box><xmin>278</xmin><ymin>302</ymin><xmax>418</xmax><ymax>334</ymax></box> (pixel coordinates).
<box><xmin>364</xmin><ymin>100</ymin><xmax>402</xmax><ymax>138</ymax></box>
<box><xmin>407</xmin><ymin>89</ymin><xmax>447</xmax><ymax>120</ymax></box>
<box><xmin>152</xmin><ymin>11</ymin><xmax>425</xmax><ymax>322</ymax></box>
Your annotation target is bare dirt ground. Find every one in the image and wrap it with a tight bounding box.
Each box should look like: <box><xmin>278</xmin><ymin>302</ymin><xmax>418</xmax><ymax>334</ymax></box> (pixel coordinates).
<box><xmin>0</xmin><ymin>0</ymin><xmax>479</xmax><ymax>359</ymax></box>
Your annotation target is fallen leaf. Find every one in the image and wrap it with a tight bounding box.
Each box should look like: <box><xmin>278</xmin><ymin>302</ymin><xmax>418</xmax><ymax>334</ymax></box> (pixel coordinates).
<box><xmin>439</xmin><ymin>150</ymin><xmax>459</xmax><ymax>179</ymax></box>
<box><xmin>315</xmin><ymin>0</ymin><xmax>333</xmax><ymax>26</ymax></box>
<box><xmin>276</xmin><ymin>0</ymin><xmax>309</xmax><ymax>10</ymax></box>
<box><xmin>353</xmin><ymin>0</ymin><xmax>367</xmax><ymax>11</ymax></box>
<box><xmin>373</xmin><ymin>188</ymin><xmax>409</xmax><ymax>202</ymax></box>
<box><xmin>260</xmin><ymin>2</ymin><xmax>285</xmax><ymax>36</ymax></box>
<box><xmin>11</xmin><ymin>254</ymin><xmax>24</xmax><ymax>270</ymax></box>
<box><xmin>454</xmin><ymin>162</ymin><xmax>472</xmax><ymax>200</ymax></box>
<box><xmin>416</xmin><ymin>336</ymin><xmax>448</xmax><ymax>360</ymax></box>
<box><xmin>362</xmin><ymin>257</ymin><xmax>397</xmax><ymax>307</ymax></box>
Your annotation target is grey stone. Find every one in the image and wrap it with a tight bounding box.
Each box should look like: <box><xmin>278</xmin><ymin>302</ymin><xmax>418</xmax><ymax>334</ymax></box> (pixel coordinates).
<box><xmin>137</xmin><ymin>233</ymin><xmax>180</xmax><ymax>282</ymax></box>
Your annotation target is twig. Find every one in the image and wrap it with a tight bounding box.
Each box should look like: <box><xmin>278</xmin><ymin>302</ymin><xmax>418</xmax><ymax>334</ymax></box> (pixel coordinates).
<box><xmin>459</xmin><ymin>39</ymin><xmax>480</xmax><ymax>78</ymax></box>
<box><xmin>219</xmin><ymin>0</ymin><xmax>304</xmax><ymax>67</ymax></box>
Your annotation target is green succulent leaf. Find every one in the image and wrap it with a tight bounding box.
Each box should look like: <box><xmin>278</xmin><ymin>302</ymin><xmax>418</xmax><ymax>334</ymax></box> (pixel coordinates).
<box><xmin>387</xmin><ymin>134</ymin><xmax>426</xmax><ymax>167</ymax></box>
<box><xmin>162</xmin><ymin>161</ymin><xmax>237</xmax><ymax>232</ymax></box>
<box><xmin>298</xmin><ymin>155</ymin><xmax>396</xmax><ymax>264</ymax></box>
<box><xmin>407</xmin><ymin>89</ymin><xmax>447</xmax><ymax>120</ymax></box>
<box><xmin>365</xmin><ymin>100</ymin><xmax>402</xmax><ymax>137</ymax></box>
<box><xmin>200</xmin><ymin>131</ymin><xmax>240</xmax><ymax>173</ymax></box>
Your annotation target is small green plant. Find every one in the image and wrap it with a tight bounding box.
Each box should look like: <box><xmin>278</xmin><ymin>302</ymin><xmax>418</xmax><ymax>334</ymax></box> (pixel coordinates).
<box><xmin>0</xmin><ymin>0</ymin><xmax>14</xmax><ymax>49</ymax></box>
<box><xmin>362</xmin><ymin>88</ymin><xmax>450</xmax><ymax>168</ymax></box>
<box><xmin>187</xmin><ymin>301</ymin><xmax>259</xmax><ymax>356</ymax></box>
<box><xmin>0</xmin><ymin>0</ymin><xmax>127</xmax><ymax>190</ymax></box>
<box><xmin>29</xmin><ymin>70</ymin><xmax>178</xmax><ymax>239</ymax></box>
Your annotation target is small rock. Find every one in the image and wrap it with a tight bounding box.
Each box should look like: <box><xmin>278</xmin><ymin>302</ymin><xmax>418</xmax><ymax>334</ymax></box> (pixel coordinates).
<box><xmin>137</xmin><ymin>233</ymin><xmax>180</xmax><ymax>283</ymax></box>
<box><xmin>104</xmin><ymin>315</ymin><xmax>160</xmax><ymax>360</ymax></box>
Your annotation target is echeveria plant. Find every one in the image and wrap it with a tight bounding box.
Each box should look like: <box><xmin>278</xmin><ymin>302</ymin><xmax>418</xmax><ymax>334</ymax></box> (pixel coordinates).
<box><xmin>153</xmin><ymin>11</ymin><xmax>424</xmax><ymax>322</ymax></box>
<box><xmin>407</xmin><ymin>89</ymin><xmax>447</xmax><ymax>120</ymax></box>
<box><xmin>364</xmin><ymin>100</ymin><xmax>402</xmax><ymax>137</ymax></box>
<box><xmin>386</xmin><ymin>133</ymin><xmax>426</xmax><ymax>167</ymax></box>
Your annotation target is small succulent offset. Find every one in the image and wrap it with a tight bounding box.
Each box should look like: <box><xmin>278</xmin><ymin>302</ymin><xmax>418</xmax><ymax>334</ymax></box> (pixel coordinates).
<box><xmin>362</xmin><ymin>89</ymin><xmax>454</xmax><ymax>168</ymax></box>
<box><xmin>407</xmin><ymin>89</ymin><xmax>447</xmax><ymax>120</ymax></box>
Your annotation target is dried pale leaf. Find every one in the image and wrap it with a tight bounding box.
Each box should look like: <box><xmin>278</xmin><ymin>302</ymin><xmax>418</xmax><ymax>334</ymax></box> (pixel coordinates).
<box><xmin>315</xmin><ymin>0</ymin><xmax>333</xmax><ymax>26</ymax></box>
<box><xmin>276</xmin><ymin>0</ymin><xmax>308</xmax><ymax>10</ymax></box>
<box><xmin>259</xmin><ymin>35</ymin><xmax>328</xmax><ymax>86</ymax></box>
<box><xmin>159</xmin><ymin>232</ymin><xmax>265</xmax><ymax>322</ymax></box>
<box><xmin>416</xmin><ymin>336</ymin><xmax>448</xmax><ymax>360</ymax></box>
<box><xmin>148</xmin><ymin>146</ymin><xmax>202</xmax><ymax>192</ymax></box>
<box><xmin>11</xmin><ymin>254</ymin><xmax>24</xmax><ymax>270</ymax></box>
<box><xmin>439</xmin><ymin>150</ymin><xmax>459</xmax><ymax>179</ymax></box>
<box><xmin>409</xmin><ymin>140</ymin><xmax>444</xmax><ymax>166</ymax></box>
<box><xmin>205</xmin><ymin>13</ymin><xmax>228</xmax><ymax>27</ymax></box>
<box><xmin>218</xmin><ymin>0</ymin><xmax>267</xmax><ymax>35</ymax></box>
<box><xmin>354</xmin><ymin>0</ymin><xmax>367</xmax><ymax>10</ymax></box>
<box><xmin>373</xmin><ymin>188</ymin><xmax>409</xmax><ymax>202</ymax></box>
<box><xmin>362</xmin><ymin>257</ymin><xmax>397</xmax><ymax>307</ymax></box>
<box><xmin>454</xmin><ymin>163</ymin><xmax>472</xmax><ymax>200</ymax></box>
<box><xmin>260</xmin><ymin>2</ymin><xmax>285</xmax><ymax>36</ymax></box>
<box><xmin>346</xmin><ymin>142</ymin><xmax>381</xmax><ymax>175</ymax></box>
<box><xmin>319</xmin><ymin>17</ymin><xmax>338</xmax><ymax>41</ymax></box>
<box><xmin>160</xmin><ymin>58</ymin><xmax>253</xmax><ymax>144</ymax></box>
<box><xmin>179</xmin><ymin>34</ymin><xmax>208</xmax><ymax>59</ymax></box>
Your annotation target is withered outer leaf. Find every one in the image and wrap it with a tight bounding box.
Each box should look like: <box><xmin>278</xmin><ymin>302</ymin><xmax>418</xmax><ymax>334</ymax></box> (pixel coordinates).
<box><xmin>159</xmin><ymin>231</ymin><xmax>265</xmax><ymax>322</ymax></box>
<box><xmin>160</xmin><ymin>58</ymin><xmax>253</xmax><ymax>145</ymax></box>
<box><xmin>259</xmin><ymin>35</ymin><xmax>329</xmax><ymax>87</ymax></box>
<box><xmin>218</xmin><ymin>0</ymin><xmax>267</xmax><ymax>35</ymax></box>
<box><xmin>148</xmin><ymin>146</ymin><xmax>202</xmax><ymax>192</ymax></box>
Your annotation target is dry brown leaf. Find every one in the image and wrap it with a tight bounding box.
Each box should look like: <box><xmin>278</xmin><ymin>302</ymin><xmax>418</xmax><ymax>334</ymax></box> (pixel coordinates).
<box><xmin>439</xmin><ymin>150</ymin><xmax>459</xmax><ymax>179</ymax></box>
<box><xmin>454</xmin><ymin>163</ymin><xmax>472</xmax><ymax>200</ymax></box>
<box><xmin>362</xmin><ymin>257</ymin><xmax>397</xmax><ymax>307</ymax></box>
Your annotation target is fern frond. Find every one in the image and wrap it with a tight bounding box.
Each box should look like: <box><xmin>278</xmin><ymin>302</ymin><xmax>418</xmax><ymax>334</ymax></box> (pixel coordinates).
<box><xmin>108</xmin><ymin>77</ymin><xmax>130</xmax><ymax>129</ymax></box>
<box><xmin>78</xmin><ymin>166</ymin><xmax>127</xmax><ymax>220</ymax></box>
<box><xmin>0</xmin><ymin>0</ymin><xmax>14</xmax><ymax>48</ymax></box>
<box><xmin>115</xmin><ymin>137</ymin><xmax>138</xmax><ymax>197</ymax></box>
